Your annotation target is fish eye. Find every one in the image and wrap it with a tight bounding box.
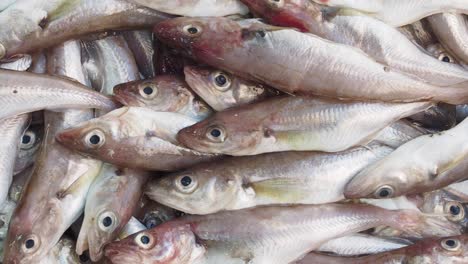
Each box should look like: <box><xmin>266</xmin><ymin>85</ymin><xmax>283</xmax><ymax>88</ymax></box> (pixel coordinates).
<box><xmin>21</xmin><ymin>234</ymin><xmax>41</xmax><ymax>254</ymax></box>
<box><xmin>139</xmin><ymin>83</ymin><xmax>158</xmax><ymax>99</ymax></box>
<box><xmin>135</xmin><ymin>232</ymin><xmax>155</xmax><ymax>249</ymax></box>
<box><xmin>20</xmin><ymin>130</ymin><xmax>37</xmax><ymax>150</ymax></box>
<box><xmin>84</xmin><ymin>129</ymin><xmax>106</xmax><ymax>149</ymax></box>
<box><xmin>441</xmin><ymin>238</ymin><xmax>461</xmax><ymax>251</ymax></box>
<box><xmin>438</xmin><ymin>53</ymin><xmax>454</xmax><ymax>63</ymax></box>
<box><xmin>374</xmin><ymin>185</ymin><xmax>394</xmax><ymax>198</ymax></box>
<box><xmin>175</xmin><ymin>175</ymin><xmax>198</xmax><ymax>193</ymax></box>
<box><xmin>268</xmin><ymin>0</ymin><xmax>284</xmax><ymax>7</ymax></box>
<box><xmin>79</xmin><ymin>251</ymin><xmax>90</xmax><ymax>263</ymax></box>
<box><xmin>98</xmin><ymin>211</ymin><xmax>118</xmax><ymax>232</ymax></box>
<box><xmin>183</xmin><ymin>24</ymin><xmax>203</xmax><ymax>37</ymax></box>
<box><xmin>206</xmin><ymin>126</ymin><xmax>226</xmax><ymax>143</ymax></box>
<box><xmin>444</xmin><ymin>201</ymin><xmax>465</xmax><ymax>222</ymax></box>
<box><xmin>211</xmin><ymin>71</ymin><xmax>231</xmax><ymax>91</ymax></box>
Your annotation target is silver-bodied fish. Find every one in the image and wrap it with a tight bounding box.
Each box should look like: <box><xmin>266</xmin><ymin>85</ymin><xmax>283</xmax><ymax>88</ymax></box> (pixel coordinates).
<box><xmin>126</xmin><ymin>0</ymin><xmax>248</xmax><ymax>16</ymax></box>
<box><xmin>123</xmin><ymin>30</ymin><xmax>156</xmax><ymax>79</ymax></box>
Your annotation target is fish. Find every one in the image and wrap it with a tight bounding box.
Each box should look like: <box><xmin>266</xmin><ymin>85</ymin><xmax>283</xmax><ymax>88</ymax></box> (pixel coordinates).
<box><xmin>153</xmin><ymin>41</ymin><xmax>187</xmax><ymax>75</ymax></box>
<box><xmin>310</xmin><ymin>0</ymin><xmax>468</xmax><ymax>27</ymax></box>
<box><xmin>398</xmin><ymin>20</ymin><xmax>438</xmax><ymax>48</ymax></box>
<box><xmin>155</xmin><ymin>17</ymin><xmax>468</xmax><ymax>104</ymax></box>
<box><xmin>184</xmin><ymin>65</ymin><xmax>280</xmax><ymax>111</ymax></box>
<box><xmin>82</xmin><ymin>35</ymin><xmax>140</xmax><ymax>96</ymax></box>
<box><xmin>426</xmin><ymin>43</ymin><xmax>460</xmax><ymax>64</ymax></box>
<box><xmin>296</xmin><ymin>235</ymin><xmax>468</xmax><ymax>264</ymax></box>
<box><xmin>104</xmin><ymin>204</ymin><xmax>460</xmax><ymax>264</ymax></box>
<box><xmin>428</xmin><ymin>13</ymin><xmax>468</xmax><ymax>65</ymax></box>
<box><xmin>177</xmin><ymin>96</ymin><xmax>431</xmax><ymax>155</ymax></box>
<box><xmin>133</xmin><ymin>199</ymin><xmax>179</xmax><ymax>230</ymax></box>
<box><xmin>77</xmin><ymin>163</ymin><xmax>149</xmax><ymax>261</ymax></box>
<box><xmin>241</xmin><ymin>0</ymin><xmax>468</xmax><ymax>88</ymax></box>
<box><xmin>126</xmin><ymin>0</ymin><xmax>249</xmax><ymax>17</ymax></box>
<box><xmin>55</xmin><ymin>107</ymin><xmax>218</xmax><ymax>171</ymax></box>
<box><xmin>317</xmin><ymin>234</ymin><xmax>412</xmax><ymax>256</ymax></box>
<box><xmin>145</xmin><ymin>144</ymin><xmax>393</xmax><ymax>214</ymax></box>
<box><xmin>345</xmin><ymin>117</ymin><xmax>468</xmax><ymax>199</ymax></box>
<box><xmin>123</xmin><ymin>30</ymin><xmax>156</xmax><ymax>79</ymax></box>
<box><xmin>38</xmin><ymin>237</ymin><xmax>82</xmax><ymax>264</ymax></box>
<box><xmin>118</xmin><ymin>217</ymin><xmax>147</xmax><ymax>240</ymax></box>
<box><xmin>0</xmin><ymin>69</ymin><xmax>116</xmax><ymax>121</ymax></box>
<box><xmin>14</xmin><ymin>124</ymin><xmax>42</xmax><ymax>175</ymax></box>
<box><xmin>113</xmin><ymin>75</ymin><xmax>213</xmax><ymax>121</ymax></box>
<box><xmin>0</xmin><ymin>55</ymin><xmax>31</xmax><ymax>71</ymax></box>
<box><xmin>28</xmin><ymin>52</ymin><xmax>47</xmax><ymax>74</ymax></box>
<box><xmin>3</xmin><ymin>40</ymin><xmax>103</xmax><ymax>264</ymax></box>
<box><xmin>1</xmin><ymin>0</ymin><xmax>171</xmax><ymax>61</ymax></box>
<box><xmin>0</xmin><ymin>114</ymin><xmax>30</xmax><ymax>206</ymax></box>
<box><xmin>456</xmin><ymin>104</ymin><xmax>468</xmax><ymax>123</ymax></box>
<box><xmin>407</xmin><ymin>103</ymin><xmax>457</xmax><ymax>130</ymax></box>
<box><xmin>372</xmin><ymin>120</ymin><xmax>429</xmax><ymax>148</ymax></box>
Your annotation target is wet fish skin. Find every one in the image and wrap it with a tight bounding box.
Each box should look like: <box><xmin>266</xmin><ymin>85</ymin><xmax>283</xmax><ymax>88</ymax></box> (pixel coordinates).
<box><xmin>82</xmin><ymin>35</ymin><xmax>140</xmax><ymax>96</ymax></box>
<box><xmin>0</xmin><ymin>0</ymin><xmax>16</xmax><ymax>11</ymax></box>
<box><xmin>155</xmin><ymin>17</ymin><xmax>468</xmax><ymax>104</ymax></box>
<box><xmin>426</xmin><ymin>43</ymin><xmax>460</xmax><ymax>64</ymax></box>
<box><xmin>2</xmin><ymin>0</ymin><xmax>171</xmax><ymax>60</ymax></box>
<box><xmin>105</xmin><ymin>204</ymin><xmax>460</xmax><ymax>264</ymax></box>
<box><xmin>311</xmin><ymin>0</ymin><xmax>468</xmax><ymax>27</ymax></box>
<box><xmin>296</xmin><ymin>235</ymin><xmax>468</xmax><ymax>264</ymax></box>
<box><xmin>146</xmin><ymin>144</ymin><xmax>393</xmax><ymax>214</ymax></box>
<box><xmin>177</xmin><ymin>96</ymin><xmax>431</xmax><ymax>156</ymax></box>
<box><xmin>408</xmin><ymin>103</ymin><xmax>457</xmax><ymax>130</ymax></box>
<box><xmin>184</xmin><ymin>66</ymin><xmax>280</xmax><ymax>111</ymax></box>
<box><xmin>119</xmin><ymin>217</ymin><xmax>147</xmax><ymax>240</ymax></box>
<box><xmin>398</xmin><ymin>20</ymin><xmax>438</xmax><ymax>48</ymax></box>
<box><xmin>114</xmin><ymin>75</ymin><xmax>213</xmax><ymax>121</ymax></box>
<box><xmin>0</xmin><ymin>69</ymin><xmax>116</xmax><ymax>121</ymax></box>
<box><xmin>372</xmin><ymin>120</ymin><xmax>429</xmax><ymax>148</ymax></box>
<box><xmin>127</xmin><ymin>0</ymin><xmax>249</xmax><ymax>16</ymax></box>
<box><xmin>241</xmin><ymin>0</ymin><xmax>468</xmax><ymax>88</ymax></box>
<box><xmin>123</xmin><ymin>30</ymin><xmax>156</xmax><ymax>79</ymax></box>
<box><xmin>0</xmin><ymin>55</ymin><xmax>31</xmax><ymax>71</ymax></box>
<box><xmin>14</xmin><ymin>124</ymin><xmax>42</xmax><ymax>175</ymax></box>
<box><xmin>345</xmin><ymin>117</ymin><xmax>468</xmax><ymax>199</ymax></box>
<box><xmin>38</xmin><ymin>237</ymin><xmax>81</xmax><ymax>264</ymax></box>
<box><xmin>77</xmin><ymin>163</ymin><xmax>148</xmax><ymax>261</ymax></box>
<box><xmin>0</xmin><ymin>114</ymin><xmax>30</xmax><ymax>206</ymax></box>
<box><xmin>317</xmin><ymin>234</ymin><xmax>412</xmax><ymax>256</ymax></box>
<box><xmin>55</xmin><ymin>107</ymin><xmax>218</xmax><ymax>171</ymax></box>
<box><xmin>428</xmin><ymin>13</ymin><xmax>468</xmax><ymax>64</ymax></box>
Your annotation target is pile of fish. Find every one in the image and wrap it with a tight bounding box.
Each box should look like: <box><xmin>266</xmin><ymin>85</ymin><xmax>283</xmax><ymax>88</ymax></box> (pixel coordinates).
<box><xmin>1</xmin><ymin>0</ymin><xmax>468</xmax><ymax>263</ymax></box>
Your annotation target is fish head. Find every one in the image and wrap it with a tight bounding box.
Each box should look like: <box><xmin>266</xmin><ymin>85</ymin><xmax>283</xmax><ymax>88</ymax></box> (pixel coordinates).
<box><xmin>146</xmin><ymin>166</ymin><xmax>240</xmax><ymax>215</ymax></box>
<box><xmin>104</xmin><ymin>222</ymin><xmax>205</xmax><ymax>264</ymax></box>
<box><xmin>240</xmin><ymin>0</ymin><xmax>321</xmax><ymax>32</ymax></box>
<box><xmin>154</xmin><ymin>17</ymin><xmax>244</xmax><ymax>64</ymax></box>
<box><xmin>426</xmin><ymin>44</ymin><xmax>458</xmax><ymax>64</ymax></box>
<box><xmin>407</xmin><ymin>235</ymin><xmax>468</xmax><ymax>263</ymax></box>
<box><xmin>177</xmin><ymin>108</ymin><xmax>265</xmax><ymax>155</ymax></box>
<box><xmin>55</xmin><ymin>108</ymin><xmax>130</xmax><ymax>161</ymax></box>
<box><xmin>77</xmin><ymin>206</ymin><xmax>121</xmax><ymax>262</ymax></box>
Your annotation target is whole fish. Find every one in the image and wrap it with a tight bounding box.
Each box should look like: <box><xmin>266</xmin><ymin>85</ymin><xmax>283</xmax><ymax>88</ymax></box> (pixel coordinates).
<box><xmin>126</xmin><ymin>0</ymin><xmax>249</xmax><ymax>17</ymax></box>
<box><xmin>82</xmin><ymin>35</ymin><xmax>140</xmax><ymax>95</ymax></box>
<box><xmin>155</xmin><ymin>17</ymin><xmax>468</xmax><ymax>104</ymax></box>
<box><xmin>113</xmin><ymin>75</ymin><xmax>213</xmax><ymax>121</ymax></box>
<box><xmin>38</xmin><ymin>237</ymin><xmax>81</xmax><ymax>264</ymax></box>
<box><xmin>345</xmin><ymin>117</ymin><xmax>468</xmax><ymax>199</ymax></box>
<box><xmin>77</xmin><ymin>163</ymin><xmax>148</xmax><ymax>261</ymax></box>
<box><xmin>0</xmin><ymin>114</ymin><xmax>29</xmax><ymax>206</ymax></box>
<box><xmin>3</xmin><ymin>40</ymin><xmax>103</xmax><ymax>264</ymax></box>
<box><xmin>428</xmin><ymin>13</ymin><xmax>468</xmax><ymax>64</ymax></box>
<box><xmin>242</xmin><ymin>0</ymin><xmax>468</xmax><ymax>88</ymax></box>
<box><xmin>146</xmin><ymin>144</ymin><xmax>393</xmax><ymax>214</ymax></box>
<box><xmin>184</xmin><ymin>66</ymin><xmax>279</xmax><ymax>111</ymax></box>
<box><xmin>296</xmin><ymin>235</ymin><xmax>468</xmax><ymax>264</ymax></box>
<box><xmin>0</xmin><ymin>69</ymin><xmax>116</xmax><ymax>121</ymax></box>
<box><xmin>372</xmin><ymin>120</ymin><xmax>428</xmax><ymax>148</ymax></box>
<box><xmin>311</xmin><ymin>0</ymin><xmax>468</xmax><ymax>27</ymax></box>
<box><xmin>0</xmin><ymin>55</ymin><xmax>31</xmax><ymax>71</ymax></box>
<box><xmin>123</xmin><ymin>30</ymin><xmax>156</xmax><ymax>79</ymax></box>
<box><xmin>317</xmin><ymin>234</ymin><xmax>411</xmax><ymax>256</ymax></box>
<box><xmin>55</xmin><ymin>107</ymin><xmax>218</xmax><ymax>171</ymax></box>
<box><xmin>1</xmin><ymin>0</ymin><xmax>171</xmax><ymax>61</ymax></box>
<box><xmin>105</xmin><ymin>204</ymin><xmax>459</xmax><ymax>264</ymax></box>
<box><xmin>177</xmin><ymin>96</ymin><xmax>431</xmax><ymax>155</ymax></box>
<box><xmin>14</xmin><ymin>124</ymin><xmax>42</xmax><ymax>175</ymax></box>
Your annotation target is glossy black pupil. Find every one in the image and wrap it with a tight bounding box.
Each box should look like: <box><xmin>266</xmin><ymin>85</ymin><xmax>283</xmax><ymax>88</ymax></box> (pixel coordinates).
<box><xmin>22</xmin><ymin>134</ymin><xmax>31</xmax><ymax>144</ymax></box>
<box><xmin>140</xmin><ymin>235</ymin><xmax>150</xmax><ymax>244</ymax></box>
<box><xmin>215</xmin><ymin>74</ymin><xmax>227</xmax><ymax>86</ymax></box>
<box><xmin>79</xmin><ymin>252</ymin><xmax>90</xmax><ymax>262</ymax></box>
<box><xmin>102</xmin><ymin>216</ymin><xmax>113</xmax><ymax>227</ymax></box>
<box><xmin>89</xmin><ymin>135</ymin><xmax>100</xmax><ymax>145</ymax></box>
<box><xmin>442</xmin><ymin>56</ymin><xmax>450</xmax><ymax>62</ymax></box>
<box><xmin>25</xmin><ymin>239</ymin><xmax>35</xmax><ymax>249</ymax></box>
<box><xmin>379</xmin><ymin>188</ymin><xmax>390</xmax><ymax>197</ymax></box>
<box><xmin>450</xmin><ymin>205</ymin><xmax>461</xmax><ymax>215</ymax></box>
<box><xmin>445</xmin><ymin>239</ymin><xmax>456</xmax><ymax>247</ymax></box>
<box><xmin>181</xmin><ymin>176</ymin><xmax>192</xmax><ymax>187</ymax></box>
<box><xmin>210</xmin><ymin>129</ymin><xmax>221</xmax><ymax>138</ymax></box>
<box><xmin>143</xmin><ymin>86</ymin><xmax>153</xmax><ymax>95</ymax></box>
<box><xmin>187</xmin><ymin>27</ymin><xmax>198</xmax><ymax>34</ymax></box>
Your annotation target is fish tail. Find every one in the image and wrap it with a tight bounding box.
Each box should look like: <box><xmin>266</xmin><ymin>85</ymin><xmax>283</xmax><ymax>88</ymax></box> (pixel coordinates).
<box><xmin>394</xmin><ymin>210</ymin><xmax>461</xmax><ymax>238</ymax></box>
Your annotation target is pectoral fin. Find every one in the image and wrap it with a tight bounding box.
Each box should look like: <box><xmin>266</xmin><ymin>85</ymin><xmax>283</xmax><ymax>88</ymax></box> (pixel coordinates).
<box><xmin>250</xmin><ymin>178</ymin><xmax>310</xmax><ymax>202</ymax></box>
